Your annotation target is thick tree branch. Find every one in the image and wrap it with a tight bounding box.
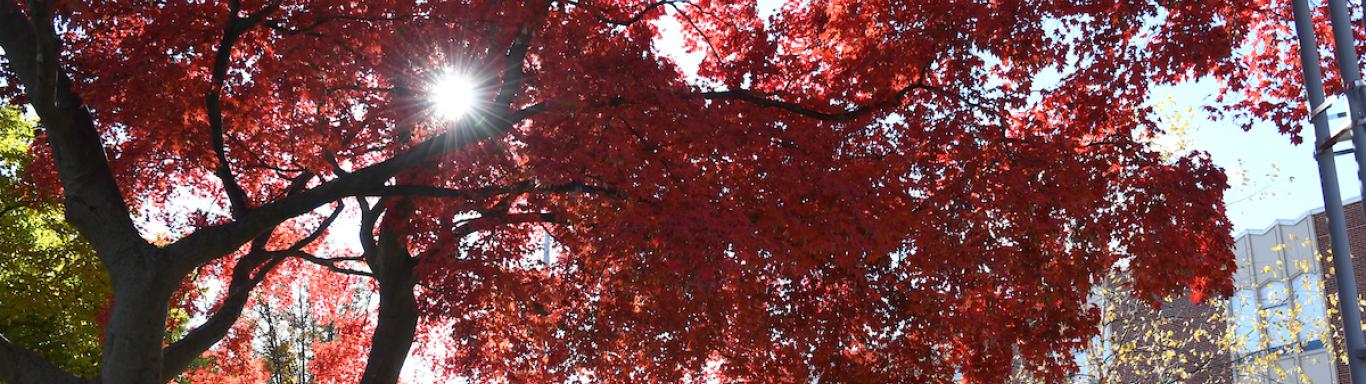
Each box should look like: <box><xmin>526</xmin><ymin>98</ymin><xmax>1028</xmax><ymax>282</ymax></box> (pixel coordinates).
<box><xmin>168</xmin><ymin>12</ymin><xmax>544</xmax><ymax>273</ymax></box>
<box><xmin>208</xmin><ymin>0</ymin><xmax>282</xmax><ymax>218</ymax></box>
<box><xmin>0</xmin><ymin>333</ymin><xmax>86</xmax><ymax>384</ymax></box>
<box><xmin>358</xmin><ymin>215</ymin><xmax>417</xmax><ymax>384</ymax></box>
<box><xmin>494</xmin><ymin>23</ymin><xmax>534</xmax><ymax>108</ymax></box>
<box><xmin>512</xmin><ymin>101</ymin><xmax>548</xmax><ymax>121</ymax></box>
<box><xmin>461</xmin><ymin>211</ymin><xmax>557</xmax><ymax>232</ymax></box>
<box><xmin>278</xmin><ymin>250</ymin><xmax>374</xmax><ymax>277</ymax></box>
<box><xmin>265</xmin><ymin>13</ymin><xmax>408</xmax><ymax>36</ymax></box>
<box><xmin>538</xmin><ymin>179</ymin><xmax>627</xmax><ymax>199</ymax></box>
<box><xmin>347</xmin><ymin>179</ymin><xmax>617</xmax><ymax>200</ymax></box>
<box><xmin>695</xmin><ymin>82</ymin><xmax>932</xmax><ymax>122</ymax></box>
<box><xmin>0</xmin><ymin>2</ymin><xmax>149</xmax><ymax>263</ymax></box>
<box><xmin>166</xmin><ymin>95</ymin><xmax>535</xmax><ymax>273</ymax></box>
<box><xmin>356</xmin><ymin>196</ymin><xmax>386</xmax><ymax>256</ymax></box>
<box><xmin>158</xmin><ymin>240</ymin><xmax>277</xmax><ymax>381</ymax></box>
<box><xmin>160</xmin><ymin>203</ymin><xmax>343</xmax><ymax>381</ymax></box>
<box><xmin>353</xmin><ymin>182</ymin><xmax>530</xmax><ymax>199</ymax></box>
<box><xmin>501</xmin><ymin>211</ymin><xmax>557</xmax><ymax>224</ymax></box>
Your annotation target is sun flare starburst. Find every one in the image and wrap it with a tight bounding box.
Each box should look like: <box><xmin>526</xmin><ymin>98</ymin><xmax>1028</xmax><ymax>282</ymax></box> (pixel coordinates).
<box><xmin>428</xmin><ymin>69</ymin><xmax>479</xmax><ymax>121</ymax></box>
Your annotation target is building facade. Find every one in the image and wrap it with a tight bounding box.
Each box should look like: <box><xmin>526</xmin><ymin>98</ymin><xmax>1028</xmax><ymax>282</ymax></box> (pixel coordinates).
<box><xmin>1066</xmin><ymin>200</ymin><xmax>1351</xmax><ymax>383</ymax></box>
<box><xmin>1232</xmin><ymin>212</ymin><xmax>1335</xmax><ymax>383</ymax></box>
<box><xmin>1315</xmin><ymin>198</ymin><xmax>1366</xmax><ymax>384</ymax></box>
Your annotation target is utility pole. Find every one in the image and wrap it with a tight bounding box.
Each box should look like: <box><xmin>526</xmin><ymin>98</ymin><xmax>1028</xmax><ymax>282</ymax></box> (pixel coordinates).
<box><xmin>1298</xmin><ymin>0</ymin><xmax>1366</xmax><ymax>382</ymax></box>
<box><xmin>1329</xmin><ymin>0</ymin><xmax>1366</xmax><ymax>187</ymax></box>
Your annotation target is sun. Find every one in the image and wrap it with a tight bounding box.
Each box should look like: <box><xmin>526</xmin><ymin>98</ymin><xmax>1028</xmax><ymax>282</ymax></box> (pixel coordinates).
<box><xmin>428</xmin><ymin>69</ymin><xmax>479</xmax><ymax>121</ymax></box>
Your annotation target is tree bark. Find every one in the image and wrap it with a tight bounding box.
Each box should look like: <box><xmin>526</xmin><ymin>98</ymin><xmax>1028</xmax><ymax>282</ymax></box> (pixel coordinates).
<box><xmin>358</xmin><ymin>227</ymin><xmax>419</xmax><ymax>384</ymax></box>
<box><xmin>101</xmin><ymin>255</ymin><xmax>180</xmax><ymax>384</ymax></box>
<box><xmin>1</xmin><ymin>6</ymin><xmax>175</xmax><ymax>382</ymax></box>
<box><xmin>161</xmin><ymin>251</ymin><xmax>280</xmax><ymax>381</ymax></box>
<box><xmin>0</xmin><ymin>334</ymin><xmax>86</xmax><ymax>384</ymax></box>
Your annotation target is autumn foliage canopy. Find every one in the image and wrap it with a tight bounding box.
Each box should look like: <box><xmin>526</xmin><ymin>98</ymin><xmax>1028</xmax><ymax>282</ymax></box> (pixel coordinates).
<box><xmin>0</xmin><ymin>0</ymin><xmax>1305</xmax><ymax>382</ymax></box>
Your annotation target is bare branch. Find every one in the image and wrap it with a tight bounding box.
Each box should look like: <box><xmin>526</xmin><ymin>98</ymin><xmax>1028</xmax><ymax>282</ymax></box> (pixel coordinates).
<box><xmin>469</xmin><ymin>211</ymin><xmax>558</xmax><ymax>229</ymax></box>
<box><xmin>512</xmin><ymin>101</ymin><xmax>548</xmax><ymax>121</ymax></box>
<box><xmin>494</xmin><ymin>23</ymin><xmax>535</xmax><ymax>108</ymax></box>
<box><xmin>264</xmin><ymin>13</ymin><xmax>409</xmax><ymax>36</ymax></box>
<box><xmin>280</xmin><ymin>250</ymin><xmax>374</xmax><ymax>277</ymax></box>
<box><xmin>669</xmin><ymin>3</ymin><xmax>724</xmax><ymax>65</ymax></box>
<box><xmin>229</xmin><ymin>134</ymin><xmax>310</xmax><ymax>177</ymax></box>
<box><xmin>208</xmin><ymin>0</ymin><xmax>284</xmax><ymax>218</ymax></box>
<box><xmin>570</xmin><ymin>0</ymin><xmax>680</xmax><ymax>26</ymax></box>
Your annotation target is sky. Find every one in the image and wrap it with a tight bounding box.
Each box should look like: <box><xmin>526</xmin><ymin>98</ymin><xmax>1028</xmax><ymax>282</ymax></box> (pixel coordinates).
<box><xmin>1154</xmin><ymin>80</ymin><xmax>1363</xmax><ymax>236</ymax></box>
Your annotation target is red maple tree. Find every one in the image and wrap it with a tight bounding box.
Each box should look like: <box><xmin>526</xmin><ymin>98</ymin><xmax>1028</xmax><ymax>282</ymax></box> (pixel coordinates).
<box><xmin>0</xmin><ymin>0</ymin><xmax>1274</xmax><ymax>383</ymax></box>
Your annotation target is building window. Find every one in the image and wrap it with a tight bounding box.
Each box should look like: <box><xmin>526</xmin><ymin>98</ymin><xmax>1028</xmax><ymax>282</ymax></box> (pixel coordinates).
<box><xmin>1260</xmin><ymin>281</ymin><xmax>1293</xmax><ymax>349</ymax></box>
<box><xmin>1292</xmin><ymin>274</ymin><xmax>1327</xmax><ymax>350</ymax></box>
<box><xmin>1232</xmin><ymin>289</ymin><xmax>1261</xmax><ymax>353</ymax></box>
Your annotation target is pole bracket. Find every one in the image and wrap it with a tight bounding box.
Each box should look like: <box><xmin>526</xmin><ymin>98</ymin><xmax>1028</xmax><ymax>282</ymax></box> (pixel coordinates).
<box><xmin>1312</xmin><ymin>98</ymin><xmax>1337</xmax><ymax>120</ymax></box>
<box><xmin>1309</xmin><ymin>80</ymin><xmax>1366</xmax><ymax>120</ymax></box>
<box><xmin>1316</xmin><ymin>122</ymin><xmax>1356</xmax><ymax>155</ymax></box>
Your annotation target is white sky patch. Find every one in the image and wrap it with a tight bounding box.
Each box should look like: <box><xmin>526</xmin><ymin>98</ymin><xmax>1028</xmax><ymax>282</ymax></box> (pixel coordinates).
<box><xmin>134</xmin><ymin>185</ymin><xmax>228</xmax><ymax>243</ymax></box>
<box><xmin>321</xmin><ymin>198</ymin><xmax>372</xmax><ymax>254</ymax></box>
<box><xmin>651</xmin><ymin>0</ymin><xmax>784</xmax><ymax>84</ymax></box>
<box><xmin>1149</xmin><ymin>80</ymin><xmax>1359</xmax><ymax>235</ymax></box>
<box><xmin>651</xmin><ymin>10</ymin><xmax>704</xmax><ymax>80</ymax></box>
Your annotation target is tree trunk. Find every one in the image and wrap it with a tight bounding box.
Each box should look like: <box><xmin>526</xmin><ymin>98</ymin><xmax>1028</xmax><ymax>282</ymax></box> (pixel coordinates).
<box><xmin>100</xmin><ymin>256</ymin><xmax>178</xmax><ymax>384</ymax></box>
<box><xmin>358</xmin><ymin>273</ymin><xmax>417</xmax><ymax>384</ymax></box>
<box><xmin>358</xmin><ymin>228</ymin><xmax>418</xmax><ymax>384</ymax></box>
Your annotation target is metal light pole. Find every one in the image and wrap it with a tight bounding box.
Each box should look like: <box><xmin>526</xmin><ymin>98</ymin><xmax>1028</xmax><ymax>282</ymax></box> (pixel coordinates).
<box><xmin>1298</xmin><ymin>0</ymin><xmax>1366</xmax><ymax>381</ymax></box>
<box><xmin>1329</xmin><ymin>0</ymin><xmax>1366</xmax><ymax>189</ymax></box>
